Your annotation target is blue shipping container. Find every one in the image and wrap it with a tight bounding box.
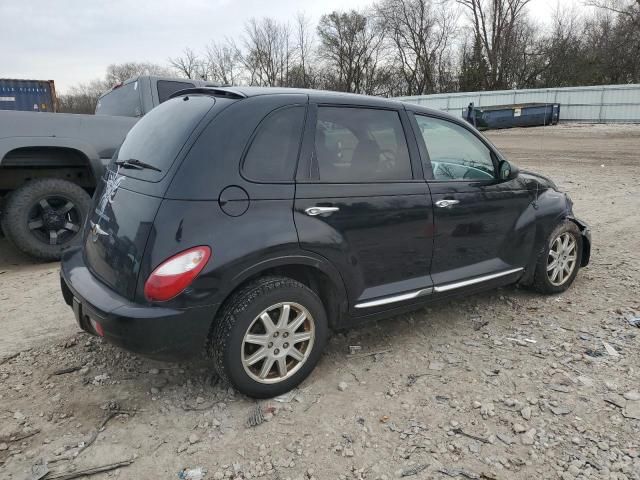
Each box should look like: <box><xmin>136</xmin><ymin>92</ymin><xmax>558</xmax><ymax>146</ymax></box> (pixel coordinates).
<box><xmin>0</xmin><ymin>79</ymin><xmax>57</xmax><ymax>112</ymax></box>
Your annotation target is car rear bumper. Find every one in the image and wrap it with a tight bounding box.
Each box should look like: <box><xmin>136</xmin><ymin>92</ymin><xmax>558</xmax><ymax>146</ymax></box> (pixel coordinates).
<box><xmin>60</xmin><ymin>247</ymin><xmax>216</xmax><ymax>361</ymax></box>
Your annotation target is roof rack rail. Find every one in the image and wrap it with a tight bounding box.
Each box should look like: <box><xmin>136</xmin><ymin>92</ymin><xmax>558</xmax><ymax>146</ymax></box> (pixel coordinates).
<box><xmin>169</xmin><ymin>87</ymin><xmax>247</xmax><ymax>100</ymax></box>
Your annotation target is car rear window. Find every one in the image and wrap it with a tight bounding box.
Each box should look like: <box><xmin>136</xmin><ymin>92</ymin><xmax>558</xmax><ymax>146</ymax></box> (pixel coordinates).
<box><xmin>113</xmin><ymin>95</ymin><xmax>215</xmax><ymax>182</ymax></box>
<box><xmin>95</xmin><ymin>80</ymin><xmax>143</xmax><ymax>117</ymax></box>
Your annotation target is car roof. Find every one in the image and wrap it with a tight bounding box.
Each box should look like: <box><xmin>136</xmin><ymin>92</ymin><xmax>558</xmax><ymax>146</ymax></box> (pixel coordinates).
<box><xmin>173</xmin><ymin>85</ymin><xmax>456</xmax><ymax>119</ymax></box>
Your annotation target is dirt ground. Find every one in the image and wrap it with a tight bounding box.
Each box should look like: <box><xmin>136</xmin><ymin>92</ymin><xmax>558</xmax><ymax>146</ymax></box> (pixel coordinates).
<box><xmin>1</xmin><ymin>124</ymin><xmax>639</xmax><ymax>480</ymax></box>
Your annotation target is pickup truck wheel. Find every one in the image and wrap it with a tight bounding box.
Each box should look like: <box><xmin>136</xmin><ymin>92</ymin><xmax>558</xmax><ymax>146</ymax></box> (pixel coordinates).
<box><xmin>1</xmin><ymin>179</ymin><xmax>91</xmax><ymax>261</ymax></box>
<box><xmin>208</xmin><ymin>276</ymin><xmax>328</xmax><ymax>398</ymax></box>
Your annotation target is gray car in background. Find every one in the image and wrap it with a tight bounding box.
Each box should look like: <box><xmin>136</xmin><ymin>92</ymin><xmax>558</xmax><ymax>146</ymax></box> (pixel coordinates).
<box><xmin>0</xmin><ymin>76</ymin><xmax>214</xmax><ymax>260</ymax></box>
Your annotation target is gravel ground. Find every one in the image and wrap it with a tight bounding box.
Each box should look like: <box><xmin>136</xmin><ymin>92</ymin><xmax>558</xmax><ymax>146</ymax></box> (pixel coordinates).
<box><xmin>1</xmin><ymin>124</ymin><xmax>639</xmax><ymax>480</ymax></box>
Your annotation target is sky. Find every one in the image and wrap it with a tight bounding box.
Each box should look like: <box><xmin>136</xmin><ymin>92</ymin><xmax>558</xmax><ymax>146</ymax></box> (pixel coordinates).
<box><xmin>1</xmin><ymin>0</ymin><xmax>585</xmax><ymax>93</ymax></box>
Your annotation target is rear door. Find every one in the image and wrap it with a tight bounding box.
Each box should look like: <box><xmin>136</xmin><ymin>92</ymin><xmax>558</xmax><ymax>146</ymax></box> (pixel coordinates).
<box><xmin>410</xmin><ymin>113</ymin><xmax>535</xmax><ymax>291</ymax></box>
<box><xmin>294</xmin><ymin>103</ymin><xmax>434</xmax><ymax>314</ymax></box>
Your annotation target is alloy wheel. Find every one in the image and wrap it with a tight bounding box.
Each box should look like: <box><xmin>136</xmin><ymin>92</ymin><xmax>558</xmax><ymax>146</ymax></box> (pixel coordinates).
<box><xmin>27</xmin><ymin>195</ymin><xmax>82</xmax><ymax>246</ymax></box>
<box><xmin>241</xmin><ymin>302</ymin><xmax>315</xmax><ymax>384</ymax></box>
<box><xmin>547</xmin><ymin>232</ymin><xmax>577</xmax><ymax>286</ymax></box>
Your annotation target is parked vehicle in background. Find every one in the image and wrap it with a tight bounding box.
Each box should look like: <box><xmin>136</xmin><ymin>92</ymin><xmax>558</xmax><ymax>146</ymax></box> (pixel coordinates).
<box><xmin>0</xmin><ymin>79</ymin><xmax>57</xmax><ymax>113</ymax></box>
<box><xmin>463</xmin><ymin>102</ymin><xmax>560</xmax><ymax>130</ymax></box>
<box><xmin>0</xmin><ymin>76</ymin><xmax>216</xmax><ymax>260</ymax></box>
<box><xmin>60</xmin><ymin>87</ymin><xmax>591</xmax><ymax>398</ymax></box>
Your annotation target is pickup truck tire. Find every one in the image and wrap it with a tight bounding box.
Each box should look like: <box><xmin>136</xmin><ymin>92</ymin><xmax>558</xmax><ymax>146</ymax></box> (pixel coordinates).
<box><xmin>1</xmin><ymin>179</ymin><xmax>91</xmax><ymax>261</ymax></box>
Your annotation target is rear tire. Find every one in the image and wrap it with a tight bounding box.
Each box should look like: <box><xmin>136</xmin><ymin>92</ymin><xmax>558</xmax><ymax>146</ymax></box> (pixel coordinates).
<box><xmin>1</xmin><ymin>179</ymin><xmax>91</xmax><ymax>261</ymax></box>
<box><xmin>532</xmin><ymin>220</ymin><xmax>582</xmax><ymax>294</ymax></box>
<box><xmin>208</xmin><ymin>276</ymin><xmax>328</xmax><ymax>398</ymax></box>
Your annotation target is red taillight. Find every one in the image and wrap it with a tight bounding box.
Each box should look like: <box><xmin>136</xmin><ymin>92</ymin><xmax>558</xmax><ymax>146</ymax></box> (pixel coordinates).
<box><xmin>90</xmin><ymin>319</ymin><xmax>104</xmax><ymax>337</ymax></box>
<box><xmin>144</xmin><ymin>246</ymin><xmax>211</xmax><ymax>302</ymax></box>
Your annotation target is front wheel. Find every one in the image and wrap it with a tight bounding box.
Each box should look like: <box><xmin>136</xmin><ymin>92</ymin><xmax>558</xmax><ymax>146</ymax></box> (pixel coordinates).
<box><xmin>208</xmin><ymin>276</ymin><xmax>328</xmax><ymax>398</ymax></box>
<box><xmin>532</xmin><ymin>220</ymin><xmax>582</xmax><ymax>294</ymax></box>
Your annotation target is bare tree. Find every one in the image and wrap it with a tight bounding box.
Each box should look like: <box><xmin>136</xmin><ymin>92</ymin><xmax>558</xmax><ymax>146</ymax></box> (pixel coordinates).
<box><xmin>205</xmin><ymin>40</ymin><xmax>242</xmax><ymax>85</ymax></box>
<box><xmin>242</xmin><ymin>18</ymin><xmax>292</xmax><ymax>86</ymax></box>
<box><xmin>454</xmin><ymin>0</ymin><xmax>535</xmax><ymax>89</ymax></box>
<box><xmin>58</xmin><ymin>80</ymin><xmax>109</xmax><ymax>114</ymax></box>
<box><xmin>585</xmin><ymin>0</ymin><xmax>640</xmax><ymax>23</ymax></box>
<box><xmin>537</xmin><ymin>6</ymin><xmax>586</xmax><ymax>87</ymax></box>
<box><xmin>289</xmin><ymin>12</ymin><xmax>316</xmax><ymax>88</ymax></box>
<box><xmin>168</xmin><ymin>48</ymin><xmax>204</xmax><ymax>79</ymax></box>
<box><xmin>105</xmin><ymin>62</ymin><xmax>171</xmax><ymax>85</ymax></box>
<box><xmin>582</xmin><ymin>6</ymin><xmax>640</xmax><ymax>83</ymax></box>
<box><xmin>316</xmin><ymin>10</ymin><xmax>386</xmax><ymax>94</ymax></box>
<box><xmin>376</xmin><ymin>0</ymin><xmax>459</xmax><ymax>95</ymax></box>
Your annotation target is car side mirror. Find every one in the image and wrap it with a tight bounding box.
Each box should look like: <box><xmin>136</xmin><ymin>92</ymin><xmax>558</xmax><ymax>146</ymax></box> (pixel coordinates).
<box><xmin>499</xmin><ymin>160</ymin><xmax>519</xmax><ymax>181</ymax></box>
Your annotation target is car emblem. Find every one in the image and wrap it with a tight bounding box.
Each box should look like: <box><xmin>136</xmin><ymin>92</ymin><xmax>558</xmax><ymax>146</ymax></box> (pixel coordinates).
<box><xmin>97</xmin><ymin>167</ymin><xmax>125</xmax><ymax>216</ymax></box>
<box><xmin>89</xmin><ymin>221</ymin><xmax>109</xmax><ymax>242</ymax></box>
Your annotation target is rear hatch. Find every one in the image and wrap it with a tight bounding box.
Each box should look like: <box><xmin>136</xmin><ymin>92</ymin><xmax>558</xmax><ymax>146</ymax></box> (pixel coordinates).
<box><xmin>83</xmin><ymin>95</ymin><xmax>217</xmax><ymax>300</ymax></box>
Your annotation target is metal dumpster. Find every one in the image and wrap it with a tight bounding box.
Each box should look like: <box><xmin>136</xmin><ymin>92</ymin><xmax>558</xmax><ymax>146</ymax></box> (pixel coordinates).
<box><xmin>463</xmin><ymin>102</ymin><xmax>560</xmax><ymax>129</ymax></box>
<box><xmin>0</xmin><ymin>79</ymin><xmax>57</xmax><ymax>112</ymax></box>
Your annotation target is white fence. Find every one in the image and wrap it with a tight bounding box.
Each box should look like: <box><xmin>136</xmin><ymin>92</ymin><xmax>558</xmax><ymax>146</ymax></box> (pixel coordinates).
<box><xmin>397</xmin><ymin>84</ymin><xmax>640</xmax><ymax>123</ymax></box>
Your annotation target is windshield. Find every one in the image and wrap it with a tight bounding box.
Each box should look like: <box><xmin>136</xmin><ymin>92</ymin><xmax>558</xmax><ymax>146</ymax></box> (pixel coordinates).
<box><xmin>112</xmin><ymin>95</ymin><xmax>215</xmax><ymax>182</ymax></box>
<box><xmin>95</xmin><ymin>80</ymin><xmax>142</xmax><ymax>117</ymax></box>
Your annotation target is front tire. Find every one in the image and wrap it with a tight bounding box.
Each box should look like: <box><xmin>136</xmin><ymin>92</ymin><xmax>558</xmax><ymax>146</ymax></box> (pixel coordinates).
<box><xmin>1</xmin><ymin>179</ymin><xmax>91</xmax><ymax>261</ymax></box>
<box><xmin>532</xmin><ymin>220</ymin><xmax>582</xmax><ymax>294</ymax></box>
<box><xmin>208</xmin><ymin>276</ymin><xmax>328</xmax><ymax>398</ymax></box>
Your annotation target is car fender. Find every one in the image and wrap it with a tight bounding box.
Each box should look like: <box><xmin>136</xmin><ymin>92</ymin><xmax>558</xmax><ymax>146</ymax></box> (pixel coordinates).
<box><xmin>566</xmin><ymin>215</ymin><xmax>591</xmax><ymax>267</ymax></box>
<box><xmin>518</xmin><ymin>188</ymin><xmax>573</xmax><ymax>284</ymax></box>
<box><xmin>221</xmin><ymin>250</ymin><xmax>349</xmax><ymax>325</ymax></box>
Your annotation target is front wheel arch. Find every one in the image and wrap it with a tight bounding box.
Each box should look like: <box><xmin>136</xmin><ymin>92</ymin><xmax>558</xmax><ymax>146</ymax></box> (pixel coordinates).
<box><xmin>567</xmin><ymin>216</ymin><xmax>591</xmax><ymax>267</ymax></box>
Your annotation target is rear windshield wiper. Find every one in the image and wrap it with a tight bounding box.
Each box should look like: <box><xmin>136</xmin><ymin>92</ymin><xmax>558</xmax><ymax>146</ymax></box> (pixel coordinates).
<box><xmin>114</xmin><ymin>158</ymin><xmax>162</xmax><ymax>172</ymax></box>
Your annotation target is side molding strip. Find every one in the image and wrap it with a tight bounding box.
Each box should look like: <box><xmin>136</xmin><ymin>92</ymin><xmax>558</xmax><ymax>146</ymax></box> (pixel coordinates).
<box><xmin>355</xmin><ymin>287</ymin><xmax>433</xmax><ymax>309</ymax></box>
<box><xmin>354</xmin><ymin>268</ymin><xmax>524</xmax><ymax>309</ymax></box>
<box><xmin>433</xmin><ymin>268</ymin><xmax>524</xmax><ymax>293</ymax></box>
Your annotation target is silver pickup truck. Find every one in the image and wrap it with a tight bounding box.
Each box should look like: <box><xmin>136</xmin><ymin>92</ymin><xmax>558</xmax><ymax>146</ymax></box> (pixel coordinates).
<box><xmin>0</xmin><ymin>76</ymin><xmax>212</xmax><ymax>260</ymax></box>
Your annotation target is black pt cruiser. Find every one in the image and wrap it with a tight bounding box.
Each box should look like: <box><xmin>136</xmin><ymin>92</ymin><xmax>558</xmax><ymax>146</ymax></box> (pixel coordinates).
<box><xmin>60</xmin><ymin>87</ymin><xmax>591</xmax><ymax>398</ymax></box>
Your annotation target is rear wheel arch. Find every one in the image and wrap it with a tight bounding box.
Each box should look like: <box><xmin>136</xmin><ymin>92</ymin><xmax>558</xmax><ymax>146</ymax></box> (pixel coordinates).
<box><xmin>1</xmin><ymin>146</ymin><xmax>98</xmax><ymax>191</ymax></box>
<box><xmin>220</xmin><ymin>255</ymin><xmax>348</xmax><ymax>328</ymax></box>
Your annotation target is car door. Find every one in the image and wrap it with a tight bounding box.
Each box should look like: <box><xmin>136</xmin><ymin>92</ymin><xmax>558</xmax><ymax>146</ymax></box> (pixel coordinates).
<box><xmin>294</xmin><ymin>103</ymin><xmax>435</xmax><ymax>314</ymax></box>
<box><xmin>410</xmin><ymin>112</ymin><xmax>536</xmax><ymax>292</ymax></box>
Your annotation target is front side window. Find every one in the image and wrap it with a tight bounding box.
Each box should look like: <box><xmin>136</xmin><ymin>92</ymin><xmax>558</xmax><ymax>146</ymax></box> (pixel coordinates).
<box><xmin>314</xmin><ymin>107</ymin><xmax>412</xmax><ymax>182</ymax></box>
<box><xmin>242</xmin><ymin>106</ymin><xmax>305</xmax><ymax>182</ymax></box>
<box><xmin>415</xmin><ymin>115</ymin><xmax>495</xmax><ymax>181</ymax></box>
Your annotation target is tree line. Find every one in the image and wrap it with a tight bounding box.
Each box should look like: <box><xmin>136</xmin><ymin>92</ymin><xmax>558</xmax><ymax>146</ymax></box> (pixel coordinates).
<box><xmin>59</xmin><ymin>0</ymin><xmax>640</xmax><ymax>113</ymax></box>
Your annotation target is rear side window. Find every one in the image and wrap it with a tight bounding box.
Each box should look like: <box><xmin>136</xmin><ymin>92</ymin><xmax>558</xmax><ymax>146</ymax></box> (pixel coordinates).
<box><xmin>314</xmin><ymin>107</ymin><xmax>412</xmax><ymax>182</ymax></box>
<box><xmin>95</xmin><ymin>81</ymin><xmax>142</xmax><ymax>117</ymax></box>
<box><xmin>114</xmin><ymin>95</ymin><xmax>215</xmax><ymax>182</ymax></box>
<box><xmin>157</xmin><ymin>80</ymin><xmax>196</xmax><ymax>103</ymax></box>
<box><xmin>242</xmin><ymin>106</ymin><xmax>305</xmax><ymax>182</ymax></box>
